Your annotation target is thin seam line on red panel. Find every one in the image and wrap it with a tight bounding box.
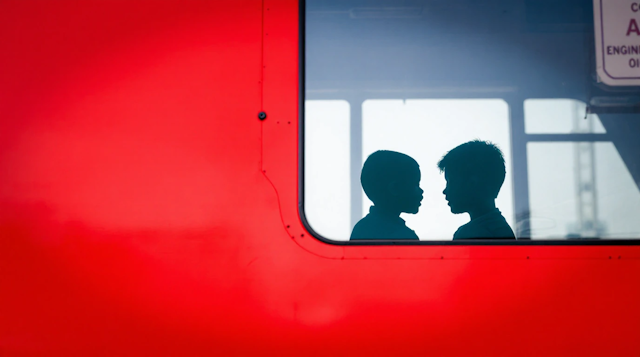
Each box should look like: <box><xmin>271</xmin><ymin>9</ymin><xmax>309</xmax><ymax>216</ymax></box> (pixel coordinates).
<box><xmin>259</xmin><ymin>0</ymin><xmax>265</xmax><ymax>169</ymax></box>
<box><xmin>260</xmin><ymin>168</ymin><xmax>346</xmax><ymax>260</ymax></box>
<box><xmin>260</xmin><ymin>0</ymin><xmax>265</xmax><ymax>110</ymax></box>
<box><xmin>256</xmin><ymin>1</ymin><xmax>336</xmax><ymax>260</ymax></box>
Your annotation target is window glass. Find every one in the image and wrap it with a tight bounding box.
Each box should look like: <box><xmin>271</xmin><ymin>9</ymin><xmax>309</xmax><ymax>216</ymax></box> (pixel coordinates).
<box><xmin>305</xmin><ymin>0</ymin><xmax>640</xmax><ymax>241</ymax></box>
<box><xmin>305</xmin><ymin>100</ymin><xmax>351</xmax><ymax>241</ymax></box>
<box><xmin>527</xmin><ymin>142</ymin><xmax>640</xmax><ymax>239</ymax></box>
<box><xmin>524</xmin><ymin>99</ymin><xmax>606</xmax><ymax>134</ymax></box>
<box><xmin>361</xmin><ymin>99</ymin><xmax>513</xmax><ymax>240</ymax></box>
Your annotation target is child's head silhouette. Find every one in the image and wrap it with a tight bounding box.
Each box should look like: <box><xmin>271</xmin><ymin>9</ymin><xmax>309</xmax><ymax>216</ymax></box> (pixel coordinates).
<box><xmin>361</xmin><ymin>150</ymin><xmax>423</xmax><ymax>214</ymax></box>
<box><xmin>438</xmin><ymin>140</ymin><xmax>506</xmax><ymax>214</ymax></box>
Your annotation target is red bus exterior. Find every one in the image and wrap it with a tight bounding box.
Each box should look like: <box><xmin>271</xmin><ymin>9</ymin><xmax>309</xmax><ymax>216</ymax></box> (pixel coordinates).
<box><xmin>1</xmin><ymin>1</ymin><xmax>639</xmax><ymax>355</ymax></box>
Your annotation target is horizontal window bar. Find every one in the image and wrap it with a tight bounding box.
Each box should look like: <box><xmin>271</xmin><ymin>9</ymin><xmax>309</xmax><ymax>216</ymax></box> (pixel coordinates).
<box><xmin>525</xmin><ymin>134</ymin><xmax>610</xmax><ymax>142</ymax></box>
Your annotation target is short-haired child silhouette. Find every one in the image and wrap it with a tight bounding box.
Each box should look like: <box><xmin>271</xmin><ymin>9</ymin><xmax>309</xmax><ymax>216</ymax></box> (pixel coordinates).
<box><xmin>350</xmin><ymin>150</ymin><xmax>423</xmax><ymax>240</ymax></box>
<box><xmin>438</xmin><ymin>140</ymin><xmax>515</xmax><ymax>239</ymax></box>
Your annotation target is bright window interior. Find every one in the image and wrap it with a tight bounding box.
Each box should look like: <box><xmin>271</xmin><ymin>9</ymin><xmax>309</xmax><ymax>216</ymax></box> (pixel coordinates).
<box><xmin>524</xmin><ymin>99</ymin><xmax>606</xmax><ymax>134</ymax></box>
<box><xmin>527</xmin><ymin>142</ymin><xmax>640</xmax><ymax>238</ymax></box>
<box><xmin>304</xmin><ymin>0</ymin><xmax>640</xmax><ymax>242</ymax></box>
<box><xmin>525</xmin><ymin>99</ymin><xmax>640</xmax><ymax>239</ymax></box>
<box><xmin>361</xmin><ymin>99</ymin><xmax>513</xmax><ymax>240</ymax></box>
<box><xmin>304</xmin><ymin>100</ymin><xmax>351</xmax><ymax>241</ymax></box>
<box><xmin>304</xmin><ymin>99</ymin><xmax>513</xmax><ymax>241</ymax></box>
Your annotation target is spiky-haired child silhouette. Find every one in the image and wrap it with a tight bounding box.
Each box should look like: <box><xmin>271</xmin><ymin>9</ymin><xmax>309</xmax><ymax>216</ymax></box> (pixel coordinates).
<box><xmin>438</xmin><ymin>140</ymin><xmax>515</xmax><ymax>239</ymax></box>
<box><xmin>350</xmin><ymin>150</ymin><xmax>423</xmax><ymax>240</ymax></box>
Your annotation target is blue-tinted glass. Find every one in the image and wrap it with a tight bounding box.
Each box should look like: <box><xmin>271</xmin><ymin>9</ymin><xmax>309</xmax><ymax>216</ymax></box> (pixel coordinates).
<box><xmin>304</xmin><ymin>0</ymin><xmax>640</xmax><ymax>241</ymax></box>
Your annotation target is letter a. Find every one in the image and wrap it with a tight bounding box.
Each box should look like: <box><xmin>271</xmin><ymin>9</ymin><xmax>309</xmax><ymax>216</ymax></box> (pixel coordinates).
<box><xmin>627</xmin><ymin>19</ymin><xmax>640</xmax><ymax>36</ymax></box>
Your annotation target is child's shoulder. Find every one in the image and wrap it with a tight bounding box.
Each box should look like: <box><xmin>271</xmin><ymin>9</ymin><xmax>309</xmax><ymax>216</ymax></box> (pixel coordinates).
<box><xmin>453</xmin><ymin>221</ymin><xmax>491</xmax><ymax>239</ymax></box>
<box><xmin>351</xmin><ymin>213</ymin><xmax>419</xmax><ymax>240</ymax></box>
<box><xmin>454</xmin><ymin>210</ymin><xmax>515</xmax><ymax>239</ymax></box>
<box><xmin>350</xmin><ymin>215</ymin><xmax>378</xmax><ymax>240</ymax></box>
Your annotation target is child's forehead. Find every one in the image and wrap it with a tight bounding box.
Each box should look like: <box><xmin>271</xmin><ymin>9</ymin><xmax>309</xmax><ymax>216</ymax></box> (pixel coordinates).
<box><xmin>397</xmin><ymin>165</ymin><xmax>421</xmax><ymax>180</ymax></box>
<box><xmin>401</xmin><ymin>163</ymin><xmax>420</xmax><ymax>173</ymax></box>
<box><xmin>444</xmin><ymin>168</ymin><xmax>466</xmax><ymax>181</ymax></box>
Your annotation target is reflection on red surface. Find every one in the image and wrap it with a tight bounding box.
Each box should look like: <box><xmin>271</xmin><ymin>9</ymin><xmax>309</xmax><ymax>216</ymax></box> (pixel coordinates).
<box><xmin>1</xmin><ymin>1</ymin><xmax>639</xmax><ymax>356</ymax></box>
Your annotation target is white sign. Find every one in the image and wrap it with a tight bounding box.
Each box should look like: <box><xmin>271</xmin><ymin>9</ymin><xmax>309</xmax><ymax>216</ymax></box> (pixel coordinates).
<box><xmin>594</xmin><ymin>0</ymin><xmax>640</xmax><ymax>85</ymax></box>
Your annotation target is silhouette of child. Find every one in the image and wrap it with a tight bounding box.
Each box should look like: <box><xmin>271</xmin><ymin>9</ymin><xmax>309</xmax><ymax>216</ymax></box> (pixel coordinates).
<box><xmin>350</xmin><ymin>150</ymin><xmax>423</xmax><ymax>240</ymax></box>
<box><xmin>438</xmin><ymin>140</ymin><xmax>515</xmax><ymax>240</ymax></box>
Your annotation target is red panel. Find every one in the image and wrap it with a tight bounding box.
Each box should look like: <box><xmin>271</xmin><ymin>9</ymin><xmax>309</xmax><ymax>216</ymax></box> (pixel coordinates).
<box><xmin>1</xmin><ymin>0</ymin><xmax>639</xmax><ymax>356</ymax></box>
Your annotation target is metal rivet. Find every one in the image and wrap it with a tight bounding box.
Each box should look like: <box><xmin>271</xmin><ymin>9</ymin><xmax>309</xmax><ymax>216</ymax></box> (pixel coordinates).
<box><xmin>258</xmin><ymin>111</ymin><xmax>267</xmax><ymax>120</ymax></box>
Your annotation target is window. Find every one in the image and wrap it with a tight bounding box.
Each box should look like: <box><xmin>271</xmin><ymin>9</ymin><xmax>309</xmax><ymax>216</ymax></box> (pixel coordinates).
<box><xmin>304</xmin><ymin>0</ymin><xmax>640</xmax><ymax>242</ymax></box>
<box><xmin>361</xmin><ymin>99</ymin><xmax>513</xmax><ymax>240</ymax></box>
<box><xmin>525</xmin><ymin>99</ymin><xmax>640</xmax><ymax>239</ymax></box>
<box><xmin>305</xmin><ymin>100</ymin><xmax>351</xmax><ymax>241</ymax></box>
<box><xmin>524</xmin><ymin>99</ymin><xmax>606</xmax><ymax>134</ymax></box>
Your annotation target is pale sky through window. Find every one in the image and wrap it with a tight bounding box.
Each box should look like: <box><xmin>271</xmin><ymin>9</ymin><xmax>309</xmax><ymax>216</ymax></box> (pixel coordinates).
<box><xmin>305</xmin><ymin>99</ymin><xmax>513</xmax><ymax>241</ymax></box>
<box><xmin>361</xmin><ymin>99</ymin><xmax>513</xmax><ymax>240</ymax></box>
<box><xmin>305</xmin><ymin>98</ymin><xmax>640</xmax><ymax>241</ymax></box>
